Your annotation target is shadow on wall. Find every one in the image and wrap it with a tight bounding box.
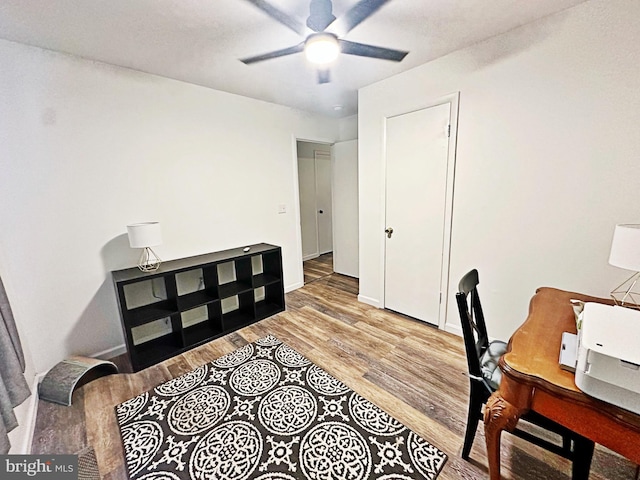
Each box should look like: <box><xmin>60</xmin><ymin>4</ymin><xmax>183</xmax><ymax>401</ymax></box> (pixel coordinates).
<box><xmin>64</xmin><ymin>234</ymin><xmax>140</xmax><ymax>360</ymax></box>
<box><xmin>101</xmin><ymin>234</ymin><xmax>140</xmax><ymax>272</ymax></box>
<box><xmin>456</xmin><ymin>8</ymin><xmax>570</xmax><ymax>72</ymax></box>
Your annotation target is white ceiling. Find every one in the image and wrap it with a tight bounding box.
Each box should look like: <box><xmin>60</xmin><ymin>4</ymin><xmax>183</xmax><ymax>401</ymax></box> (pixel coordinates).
<box><xmin>0</xmin><ymin>0</ymin><xmax>587</xmax><ymax>118</ymax></box>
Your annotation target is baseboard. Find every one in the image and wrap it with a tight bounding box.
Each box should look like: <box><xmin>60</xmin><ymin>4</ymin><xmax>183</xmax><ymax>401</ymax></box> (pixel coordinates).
<box><xmin>357</xmin><ymin>294</ymin><xmax>380</xmax><ymax>308</ymax></box>
<box><xmin>91</xmin><ymin>343</ymin><xmax>127</xmax><ymax>360</ymax></box>
<box><xmin>444</xmin><ymin>322</ymin><xmax>463</xmax><ymax>338</ymax></box>
<box><xmin>302</xmin><ymin>253</ymin><xmax>319</xmax><ymax>261</ymax></box>
<box><xmin>285</xmin><ymin>281</ymin><xmax>304</xmax><ymax>293</ymax></box>
<box><xmin>333</xmin><ymin>268</ymin><xmax>358</xmax><ymax>279</ymax></box>
<box><xmin>23</xmin><ymin>372</ymin><xmax>45</xmax><ymax>453</ymax></box>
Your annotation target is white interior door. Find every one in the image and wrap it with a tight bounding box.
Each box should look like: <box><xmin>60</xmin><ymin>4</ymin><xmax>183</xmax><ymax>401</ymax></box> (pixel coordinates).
<box><xmin>384</xmin><ymin>103</ymin><xmax>451</xmax><ymax>325</ymax></box>
<box><xmin>315</xmin><ymin>151</ymin><xmax>333</xmax><ymax>255</ymax></box>
<box><xmin>298</xmin><ymin>155</ymin><xmax>319</xmax><ymax>259</ymax></box>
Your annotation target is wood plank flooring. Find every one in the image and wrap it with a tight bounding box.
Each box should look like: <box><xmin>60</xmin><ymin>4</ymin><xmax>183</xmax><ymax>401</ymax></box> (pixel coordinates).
<box><xmin>303</xmin><ymin>252</ymin><xmax>333</xmax><ymax>283</ymax></box>
<box><xmin>31</xmin><ymin>273</ymin><xmax>637</xmax><ymax>479</ymax></box>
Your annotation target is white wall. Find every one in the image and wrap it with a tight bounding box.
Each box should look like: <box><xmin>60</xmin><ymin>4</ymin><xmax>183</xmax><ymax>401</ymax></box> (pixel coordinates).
<box><xmin>359</xmin><ymin>0</ymin><xmax>640</xmax><ymax>341</ymax></box>
<box><xmin>337</xmin><ymin>114</ymin><xmax>358</xmax><ymax>142</ymax></box>
<box><xmin>0</xmin><ymin>39</ymin><xmax>339</xmax><ymax>377</ymax></box>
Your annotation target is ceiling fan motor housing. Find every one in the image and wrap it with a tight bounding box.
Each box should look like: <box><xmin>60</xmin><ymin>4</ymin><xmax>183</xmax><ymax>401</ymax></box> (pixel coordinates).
<box><xmin>307</xmin><ymin>0</ymin><xmax>336</xmax><ymax>31</ymax></box>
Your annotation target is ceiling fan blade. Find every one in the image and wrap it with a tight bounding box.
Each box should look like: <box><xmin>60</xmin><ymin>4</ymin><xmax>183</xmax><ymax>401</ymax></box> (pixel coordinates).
<box><xmin>318</xmin><ymin>69</ymin><xmax>331</xmax><ymax>84</ymax></box>
<box><xmin>240</xmin><ymin>43</ymin><xmax>304</xmax><ymax>64</ymax></box>
<box><xmin>243</xmin><ymin>0</ymin><xmax>306</xmax><ymax>36</ymax></box>
<box><xmin>339</xmin><ymin>39</ymin><xmax>408</xmax><ymax>62</ymax></box>
<box><xmin>328</xmin><ymin>0</ymin><xmax>391</xmax><ymax>35</ymax></box>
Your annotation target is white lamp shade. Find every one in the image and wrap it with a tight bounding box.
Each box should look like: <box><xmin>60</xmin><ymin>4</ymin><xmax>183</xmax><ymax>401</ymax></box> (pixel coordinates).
<box><xmin>609</xmin><ymin>224</ymin><xmax>640</xmax><ymax>271</ymax></box>
<box><xmin>127</xmin><ymin>222</ymin><xmax>162</xmax><ymax>248</ymax></box>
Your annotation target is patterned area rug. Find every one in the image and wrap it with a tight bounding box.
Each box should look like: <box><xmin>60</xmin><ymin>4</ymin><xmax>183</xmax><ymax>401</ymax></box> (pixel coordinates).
<box><xmin>77</xmin><ymin>446</ymin><xmax>101</xmax><ymax>480</ymax></box>
<box><xmin>115</xmin><ymin>335</ymin><xmax>447</xmax><ymax>480</ymax></box>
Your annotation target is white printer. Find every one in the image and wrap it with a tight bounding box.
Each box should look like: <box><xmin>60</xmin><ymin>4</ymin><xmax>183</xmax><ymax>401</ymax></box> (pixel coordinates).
<box><xmin>575</xmin><ymin>302</ymin><xmax>640</xmax><ymax>415</ymax></box>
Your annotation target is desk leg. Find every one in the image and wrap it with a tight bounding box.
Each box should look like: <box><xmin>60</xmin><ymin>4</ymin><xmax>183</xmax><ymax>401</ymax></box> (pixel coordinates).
<box><xmin>484</xmin><ymin>392</ymin><xmax>521</xmax><ymax>480</ymax></box>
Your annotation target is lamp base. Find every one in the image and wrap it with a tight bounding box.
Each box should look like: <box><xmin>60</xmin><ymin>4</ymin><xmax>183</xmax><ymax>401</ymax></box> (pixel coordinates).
<box><xmin>610</xmin><ymin>271</ymin><xmax>640</xmax><ymax>310</ymax></box>
<box><xmin>138</xmin><ymin>247</ymin><xmax>162</xmax><ymax>272</ymax></box>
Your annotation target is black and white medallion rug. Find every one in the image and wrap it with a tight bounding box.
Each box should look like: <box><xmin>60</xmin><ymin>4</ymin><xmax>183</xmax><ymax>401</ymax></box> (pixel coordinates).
<box><xmin>115</xmin><ymin>335</ymin><xmax>448</xmax><ymax>480</ymax></box>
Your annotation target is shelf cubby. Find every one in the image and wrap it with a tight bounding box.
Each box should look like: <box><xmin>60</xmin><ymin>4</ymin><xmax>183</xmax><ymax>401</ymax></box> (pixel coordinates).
<box><xmin>112</xmin><ymin>243</ymin><xmax>285</xmax><ymax>371</ymax></box>
<box><xmin>177</xmin><ymin>290</ymin><xmax>219</xmax><ymax>311</ymax></box>
<box><xmin>132</xmin><ymin>331</ymin><xmax>183</xmax><ymax>369</ymax></box>
<box><xmin>255</xmin><ymin>282</ymin><xmax>284</xmax><ymax>320</ymax></box>
<box><xmin>252</xmin><ymin>273</ymin><xmax>281</xmax><ymax>288</ymax></box>
<box><xmin>218</xmin><ymin>280</ymin><xmax>253</xmax><ymax>298</ymax></box>
<box><xmin>124</xmin><ymin>301</ymin><xmax>179</xmax><ymax>327</ymax></box>
<box><xmin>222</xmin><ymin>290</ymin><xmax>255</xmax><ymax>331</ymax></box>
<box><xmin>183</xmin><ymin>321</ymin><xmax>223</xmax><ymax>348</ymax></box>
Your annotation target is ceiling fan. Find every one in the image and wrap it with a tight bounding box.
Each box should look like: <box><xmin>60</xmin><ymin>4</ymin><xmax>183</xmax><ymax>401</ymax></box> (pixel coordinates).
<box><xmin>240</xmin><ymin>0</ymin><xmax>409</xmax><ymax>84</ymax></box>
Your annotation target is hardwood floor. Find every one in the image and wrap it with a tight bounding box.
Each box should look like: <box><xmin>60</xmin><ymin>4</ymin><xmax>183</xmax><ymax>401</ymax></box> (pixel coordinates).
<box><xmin>303</xmin><ymin>252</ymin><xmax>333</xmax><ymax>283</ymax></box>
<box><xmin>31</xmin><ymin>273</ymin><xmax>636</xmax><ymax>479</ymax></box>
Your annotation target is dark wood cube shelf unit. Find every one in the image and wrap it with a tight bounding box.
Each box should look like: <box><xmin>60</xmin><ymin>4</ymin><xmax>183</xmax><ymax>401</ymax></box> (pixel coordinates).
<box><xmin>112</xmin><ymin>243</ymin><xmax>285</xmax><ymax>371</ymax></box>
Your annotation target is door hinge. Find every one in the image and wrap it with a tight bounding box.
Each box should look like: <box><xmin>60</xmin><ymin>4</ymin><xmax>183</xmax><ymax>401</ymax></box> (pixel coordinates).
<box><xmin>447</xmin><ymin>125</ymin><xmax>451</xmax><ymax>137</ymax></box>
<box><xmin>439</xmin><ymin>292</ymin><xmax>442</xmax><ymax>304</ymax></box>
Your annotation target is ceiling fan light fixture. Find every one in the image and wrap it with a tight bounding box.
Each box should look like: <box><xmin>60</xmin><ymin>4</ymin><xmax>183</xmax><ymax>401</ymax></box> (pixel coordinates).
<box><xmin>304</xmin><ymin>33</ymin><xmax>340</xmax><ymax>65</ymax></box>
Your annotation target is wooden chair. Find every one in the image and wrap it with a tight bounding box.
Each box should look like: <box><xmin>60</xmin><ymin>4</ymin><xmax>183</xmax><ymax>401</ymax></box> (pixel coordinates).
<box><xmin>455</xmin><ymin>269</ymin><xmax>595</xmax><ymax>479</ymax></box>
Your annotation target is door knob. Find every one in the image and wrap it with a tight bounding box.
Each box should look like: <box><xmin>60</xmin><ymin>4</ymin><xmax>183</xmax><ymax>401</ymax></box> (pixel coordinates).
<box><xmin>385</xmin><ymin>227</ymin><xmax>394</xmax><ymax>238</ymax></box>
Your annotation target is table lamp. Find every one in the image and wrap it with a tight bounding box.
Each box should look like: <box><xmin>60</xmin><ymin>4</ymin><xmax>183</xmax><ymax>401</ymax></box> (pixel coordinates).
<box><xmin>608</xmin><ymin>223</ymin><xmax>640</xmax><ymax>309</ymax></box>
<box><xmin>127</xmin><ymin>222</ymin><xmax>162</xmax><ymax>272</ymax></box>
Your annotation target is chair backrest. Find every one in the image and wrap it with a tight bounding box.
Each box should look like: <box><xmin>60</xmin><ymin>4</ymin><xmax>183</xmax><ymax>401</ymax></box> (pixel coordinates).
<box><xmin>455</xmin><ymin>269</ymin><xmax>491</xmax><ymax>382</ymax></box>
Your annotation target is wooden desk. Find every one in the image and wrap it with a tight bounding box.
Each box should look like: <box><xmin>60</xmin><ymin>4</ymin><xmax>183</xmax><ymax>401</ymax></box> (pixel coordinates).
<box><xmin>484</xmin><ymin>287</ymin><xmax>640</xmax><ymax>480</ymax></box>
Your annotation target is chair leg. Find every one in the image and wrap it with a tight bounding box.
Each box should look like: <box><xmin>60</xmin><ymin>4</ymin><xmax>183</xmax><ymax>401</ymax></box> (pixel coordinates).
<box><xmin>571</xmin><ymin>435</ymin><xmax>595</xmax><ymax>480</ymax></box>
<box><xmin>462</xmin><ymin>394</ymin><xmax>484</xmax><ymax>459</ymax></box>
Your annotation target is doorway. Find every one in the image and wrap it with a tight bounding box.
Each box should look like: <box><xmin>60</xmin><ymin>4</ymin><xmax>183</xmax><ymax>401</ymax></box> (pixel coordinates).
<box><xmin>383</xmin><ymin>97</ymin><xmax>458</xmax><ymax>327</ymax></box>
<box><xmin>297</xmin><ymin>141</ymin><xmax>333</xmax><ymax>283</ymax></box>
